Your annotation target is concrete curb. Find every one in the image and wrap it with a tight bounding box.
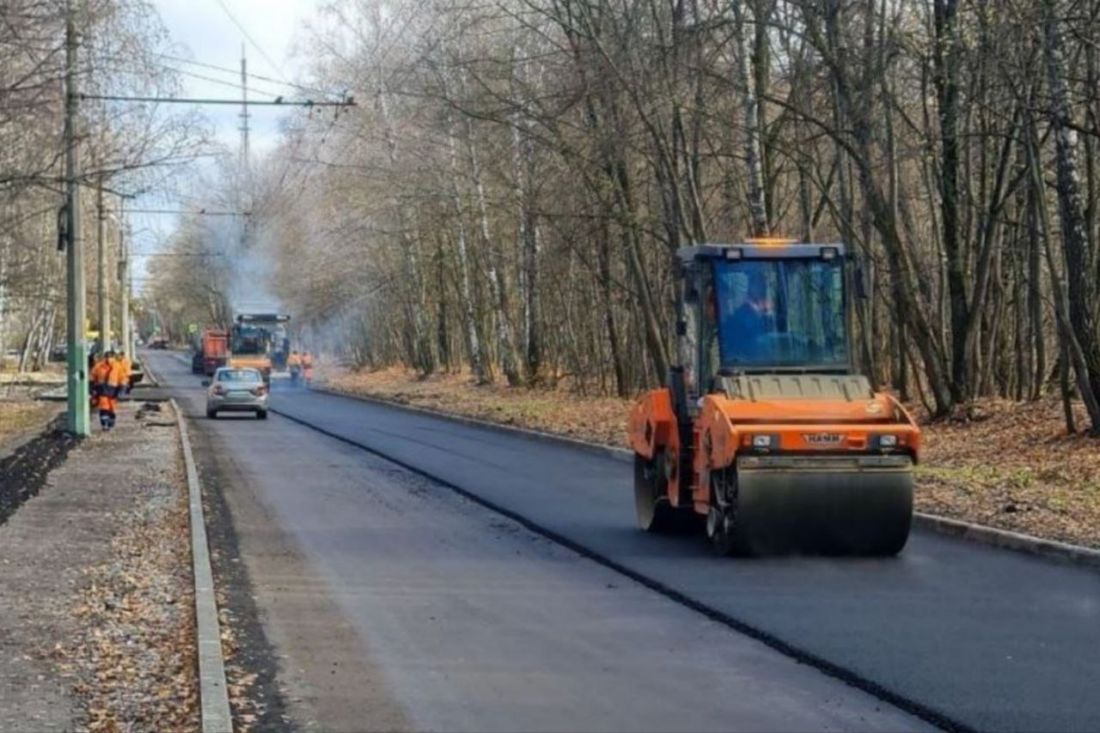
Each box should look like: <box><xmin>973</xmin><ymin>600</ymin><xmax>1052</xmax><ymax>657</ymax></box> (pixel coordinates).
<box><xmin>315</xmin><ymin>384</ymin><xmax>1100</xmax><ymax>571</ymax></box>
<box><xmin>142</xmin><ymin>356</ymin><xmax>165</xmax><ymax>388</ymax></box>
<box><xmin>172</xmin><ymin>398</ymin><xmax>233</xmax><ymax>733</ymax></box>
<box><xmin>912</xmin><ymin>513</ymin><xmax>1100</xmax><ymax>569</ymax></box>
<box><xmin>138</xmin><ymin>359</ymin><xmax>160</xmax><ymax>387</ymax></box>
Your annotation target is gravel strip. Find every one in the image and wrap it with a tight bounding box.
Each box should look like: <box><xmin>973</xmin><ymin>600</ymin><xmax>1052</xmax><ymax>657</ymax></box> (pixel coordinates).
<box><xmin>0</xmin><ymin>400</ymin><xmax>199</xmax><ymax>731</ymax></box>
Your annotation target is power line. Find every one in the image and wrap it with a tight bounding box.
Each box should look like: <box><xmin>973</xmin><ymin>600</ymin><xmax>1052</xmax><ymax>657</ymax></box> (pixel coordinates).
<box><xmin>162</xmin><ymin>64</ymin><xmax>290</xmax><ymax>99</ymax></box>
<box><xmin>112</xmin><ymin>208</ymin><xmax>250</xmax><ymax>216</ymax></box>
<box><xmin>155</xmin><ymin>53</ymin><xmax>333</xmax><ymax>97</ymax></box>
<box><xmin>103</xmin><ymin>59</ymin><xmax>292</xmax><ymax>100</ymax></box>
<box><xmin>78</xmin><ymin>93</ymin><xmax>354</xmax><ymax>107</ymax></box>
<box><xmin>211</xmin><ymin>0</ymin><xmax>287</xmax><ymax>77</ymax></box>
<box><xmin>130</xmin><ymin>252</ymin><xmax>226</xmax><ymax>257</ymax></box>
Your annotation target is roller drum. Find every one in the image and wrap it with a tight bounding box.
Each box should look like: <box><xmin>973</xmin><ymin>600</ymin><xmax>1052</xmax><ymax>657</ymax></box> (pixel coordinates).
<box><xmin>732</xmin><ymin>455</ymin><xmax>914</xmax><ymax>556</ymax></box>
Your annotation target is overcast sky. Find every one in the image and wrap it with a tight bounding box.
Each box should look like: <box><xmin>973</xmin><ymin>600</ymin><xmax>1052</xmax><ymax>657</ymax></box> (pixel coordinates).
<box><xmin>133</xmin><ymin>0</ymin><xmax>322</xmax><ymax>289</ymax></box>
<box><xmin>152</xmin><ymin>0</ymin><xmax>321</xmax><ymax>153</ymax></box>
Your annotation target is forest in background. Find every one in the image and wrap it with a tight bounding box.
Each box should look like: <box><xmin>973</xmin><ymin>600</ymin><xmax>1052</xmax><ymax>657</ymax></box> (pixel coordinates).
<box><xmin>0</xmin><ymin>0</ymin><xmax>205</xmax><ymax>371</ymax></box>
<box><xmin>16</xmin><ymin>0</ymin><xmax>1099</xmax><ymax>434</ymax></box>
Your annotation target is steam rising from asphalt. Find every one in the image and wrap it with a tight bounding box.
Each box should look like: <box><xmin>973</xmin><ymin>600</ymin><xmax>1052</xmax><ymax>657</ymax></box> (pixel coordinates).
<box><xmin>180</xmin><ymin>157</ymin><xmax>384</xmax><ymax>365</ymax></box>
<box><xmin>228</xmin><ymin>226</ymin><xmax>283</xmax><ymax>317</ymax></box>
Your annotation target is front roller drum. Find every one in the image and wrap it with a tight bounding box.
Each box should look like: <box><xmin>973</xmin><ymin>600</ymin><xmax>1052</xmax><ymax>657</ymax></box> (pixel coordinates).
<box><xmin>716</xmin><ymin>456</ymin><xmax>914</xmax><ymax>556</ymax></box>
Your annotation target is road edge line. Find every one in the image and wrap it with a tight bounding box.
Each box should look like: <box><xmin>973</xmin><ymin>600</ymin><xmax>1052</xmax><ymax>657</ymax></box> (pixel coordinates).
<box><xmin>172</xmin><ymin>397</ymin><xmax>233</xmax><ymax>733</ymax></box>
<box><xmin>312</xmin><ymin>384</ymin><xmax>1100</xmax><ymax>570</ymax></box>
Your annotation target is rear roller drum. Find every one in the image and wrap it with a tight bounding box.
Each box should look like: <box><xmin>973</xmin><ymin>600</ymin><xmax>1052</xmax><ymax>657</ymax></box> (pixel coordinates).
<box><xmin>634</xmin><ymin>452</ymin><xmax>675</xmax><ymax>533</ymax></box>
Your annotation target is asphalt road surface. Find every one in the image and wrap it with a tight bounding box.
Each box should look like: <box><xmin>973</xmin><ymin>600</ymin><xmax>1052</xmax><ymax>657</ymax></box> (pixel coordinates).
<box><xmin>148</xmin><ymin>351</ymin><xmax>1100</xmax><ymax>732</ymax></box>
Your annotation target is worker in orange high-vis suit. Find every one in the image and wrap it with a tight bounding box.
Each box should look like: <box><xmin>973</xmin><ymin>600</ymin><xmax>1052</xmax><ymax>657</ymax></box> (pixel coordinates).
<box><xmin>287</xmin><ymin>350</ymin><xmax>302</xmax><ymax>386</ymax></box>
<box><xmin>301</xmin><ymin>351</ymin><xmax>314</xmax><ymax>387</ymax></box>
<box><xmin>90</xmin><ymin>352</ymin><xmax>115</xmax><ymax>430</ymax></box>
<box><xmin>118</xmin><ymin>351</ymin><xmax>133</xmax><ymax>394</ymax></box>
<box><xmin>98</xmin><ymin>352</ymin><xmax>127</xmax><ymax>431</ymax></box>
<box><xmin>89</xmin><ymin>353</ymin><xmax>111</xmax><ymax>422</ymax></box>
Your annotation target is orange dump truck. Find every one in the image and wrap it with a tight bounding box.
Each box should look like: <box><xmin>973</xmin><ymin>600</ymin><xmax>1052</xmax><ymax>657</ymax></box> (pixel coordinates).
<box><xmin>628</xmin><ymin>241</ymin><xmax>919</xmax><ymax>556</ymax></box>
<box><xmin>201</xmin><ymin>328</ymin><xmax>228</xmax><ymax>376</ymax></box>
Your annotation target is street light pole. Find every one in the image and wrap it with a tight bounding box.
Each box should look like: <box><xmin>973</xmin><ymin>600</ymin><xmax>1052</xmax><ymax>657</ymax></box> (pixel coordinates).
<box><xmin>64</xmin><ymin>0</ymin><xmax>89</xmax><ymax>436</ymax></box>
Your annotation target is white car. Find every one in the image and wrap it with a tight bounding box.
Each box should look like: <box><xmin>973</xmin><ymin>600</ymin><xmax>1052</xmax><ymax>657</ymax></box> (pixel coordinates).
<box><xmin>203</xmin><ymin>367</ymin><xmax>269</xmax><ymax>419</ymax></box>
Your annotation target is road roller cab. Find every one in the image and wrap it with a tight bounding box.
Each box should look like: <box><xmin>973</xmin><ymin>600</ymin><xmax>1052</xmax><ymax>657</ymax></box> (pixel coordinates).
<box><xmin>628</xmin><ymin>240</ymin><xmax>920</xmax><ymax>555</ymax></box>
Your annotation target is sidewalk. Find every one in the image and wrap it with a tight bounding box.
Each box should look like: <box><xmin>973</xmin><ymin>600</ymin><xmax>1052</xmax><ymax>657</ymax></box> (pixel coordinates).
<box><xmin>0</xmin><ymin>400</ymin><xmax>199</xmax><ymax>732</ymax></box>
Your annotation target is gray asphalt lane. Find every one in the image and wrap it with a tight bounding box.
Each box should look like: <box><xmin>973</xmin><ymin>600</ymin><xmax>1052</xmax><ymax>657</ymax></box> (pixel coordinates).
<box><xmin>149</xmin><ymin>351</ymin><xmax>927</xmax><ymax>732</ymax></box>
<box><xmin>256</xmin><ymin>381</ymin><xmax>1100</xmax><ymax>733</ymax></box>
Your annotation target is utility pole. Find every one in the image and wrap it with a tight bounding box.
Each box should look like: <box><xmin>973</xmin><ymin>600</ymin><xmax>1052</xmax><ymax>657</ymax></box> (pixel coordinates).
<box><xmin>96</xmin><ymin>177</ymin><xmax>110</xmax><ymax>354</ymax></box>
<box><xmin>239</xmin><ymin>45</ymin><xmax>250</xmax><ymax>254</ymax></box>
<box><xmin>118</xmin><ymin>206</ymin><xmax>131</xmax><ymax>358</ymax></box>
<box><xmin>240</xmin><ymin>44</ymin><xmax>250</xmax><ymax>170</ymax></box>
<box><xmin>64</xmin><ymin>0</ymin><xmax>89</xmax><ymax>436</ymax></box>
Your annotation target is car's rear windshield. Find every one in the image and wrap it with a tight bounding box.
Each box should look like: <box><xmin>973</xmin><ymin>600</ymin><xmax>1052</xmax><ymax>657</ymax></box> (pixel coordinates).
<box><xmin>217</xmin><ymin>369</ymin><xmax>262</xmax><ymax>382</ymax></box>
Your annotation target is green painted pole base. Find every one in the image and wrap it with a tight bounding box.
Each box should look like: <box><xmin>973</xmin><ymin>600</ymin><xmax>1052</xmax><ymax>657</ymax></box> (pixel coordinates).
<box><xmin>67</xmin><ymin>341</ymin><xmax>89</xmax><ymax>436</ymax></box>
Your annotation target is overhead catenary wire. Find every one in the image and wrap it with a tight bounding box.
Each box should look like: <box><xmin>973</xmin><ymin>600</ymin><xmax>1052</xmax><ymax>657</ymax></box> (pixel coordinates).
<box><xmin>111</xmin><ymin>208</ymin><xmax>250</xmax><ymax>216</ymax></box>
<box><xmin>130</xmin><ymin>252</ymin><xmax>227</xmax><ymax>257</ymax></box>
<box><xmin>78</xmin><ymin>94</ymin><xmax>354</xmax><ymax>106</ymax></box>
<box><xmin>160</xmin><ymin>64</ymin><xmax>291</xmax><ymax>100</ymax></box>
<box><xmin>211</xmin><ymin>0</ymin><xmax>288</xmax><ymax>78</ymax></box>
<box><xmin>155</xmin><ymin>52</ymin><xmax>335</xmax><ymax>98</ymax></box>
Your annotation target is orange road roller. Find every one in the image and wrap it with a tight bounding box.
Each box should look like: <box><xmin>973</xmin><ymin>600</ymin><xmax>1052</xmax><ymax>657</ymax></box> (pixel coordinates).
<box><xmin>628</xmin><ymin>241</ymin><xmax>919</xmax><ymax>556</ymax></box>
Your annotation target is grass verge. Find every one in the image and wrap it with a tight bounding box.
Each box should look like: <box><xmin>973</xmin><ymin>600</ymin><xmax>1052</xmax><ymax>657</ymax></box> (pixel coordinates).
<box><xmin>0</xmin><ymin>400</ymin><xmax>60</xmax><ymax>447</ymax></box>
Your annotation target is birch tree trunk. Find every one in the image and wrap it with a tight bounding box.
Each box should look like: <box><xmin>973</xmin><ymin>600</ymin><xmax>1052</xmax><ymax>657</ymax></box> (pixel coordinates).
<box><xmin>1025</xmin><ymin>110</ymin><xmax>1100</xmax><ymax>430</ymax></box>
<box><xmin>446</xmin><ymin>113</ymin><xmax>490</xmax><ymax>385</ymax></box>
<box><xmin>732</xmin><ymin>0</ymin><xmax>769</xmax><ymax>237</ymax></box>
<box><xmin>1042</xmin><ymin>0</ymin><xmax>1100</xmax><ymax>421</ymax></box>
<box><xmin>372</xmin><ymin>5</ymin><xmax>434</xmax><ymax>375</ymax></box>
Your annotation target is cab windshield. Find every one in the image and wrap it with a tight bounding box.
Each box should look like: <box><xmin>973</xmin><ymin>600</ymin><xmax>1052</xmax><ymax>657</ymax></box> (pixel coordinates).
<box><xmin>232</xmin><ymin>325</ymin><xmax>269</xmax><ymax>355</ymax></box>
<box><xmin>712</xmin><ymin>257</ymin><xmax>848</xmax><ymax>369</ymax></box>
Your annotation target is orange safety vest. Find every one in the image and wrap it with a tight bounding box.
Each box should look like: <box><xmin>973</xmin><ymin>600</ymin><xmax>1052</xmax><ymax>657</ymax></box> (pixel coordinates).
<box><xmin>107</xmin><ymin>359</ymin><xmax>127</xmax><ymax>390</ymax></box>
<box><xmin>90</xmin><ymin>359</ymin><xmax>110</xmax><ymax>385</ymax></box>
<box><xmin>90</xmin><ymin>359</ymin><xmax>113</xmax><ymax>410</ymax></box>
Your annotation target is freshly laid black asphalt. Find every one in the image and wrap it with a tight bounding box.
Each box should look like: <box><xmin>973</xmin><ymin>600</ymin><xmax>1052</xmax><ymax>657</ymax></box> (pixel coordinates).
<box><xmin>264</xmin><ymin>384</ymin><xmax>1100</xmax><ymax>733</ymax></box>
<box><xmin>150</xmin><ymin>351</ymin><xmax>928</xmax><ymax>732</ymax></box>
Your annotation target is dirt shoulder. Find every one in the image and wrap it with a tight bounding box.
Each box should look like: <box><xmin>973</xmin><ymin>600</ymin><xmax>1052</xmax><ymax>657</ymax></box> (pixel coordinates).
<box><xmin>324</xmin><ymin>367</ymin><xmax>1100</xmax><ymax>550</ymax></box>
<box><xmin>0</xmin><ymin>398</ymin><xmax>61</xmax><ymax>449</ymax></box>
<box><xmin>0</xmin><ymin>400</ymin><xmax>199</xmax><ymax>732</ymax></box>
